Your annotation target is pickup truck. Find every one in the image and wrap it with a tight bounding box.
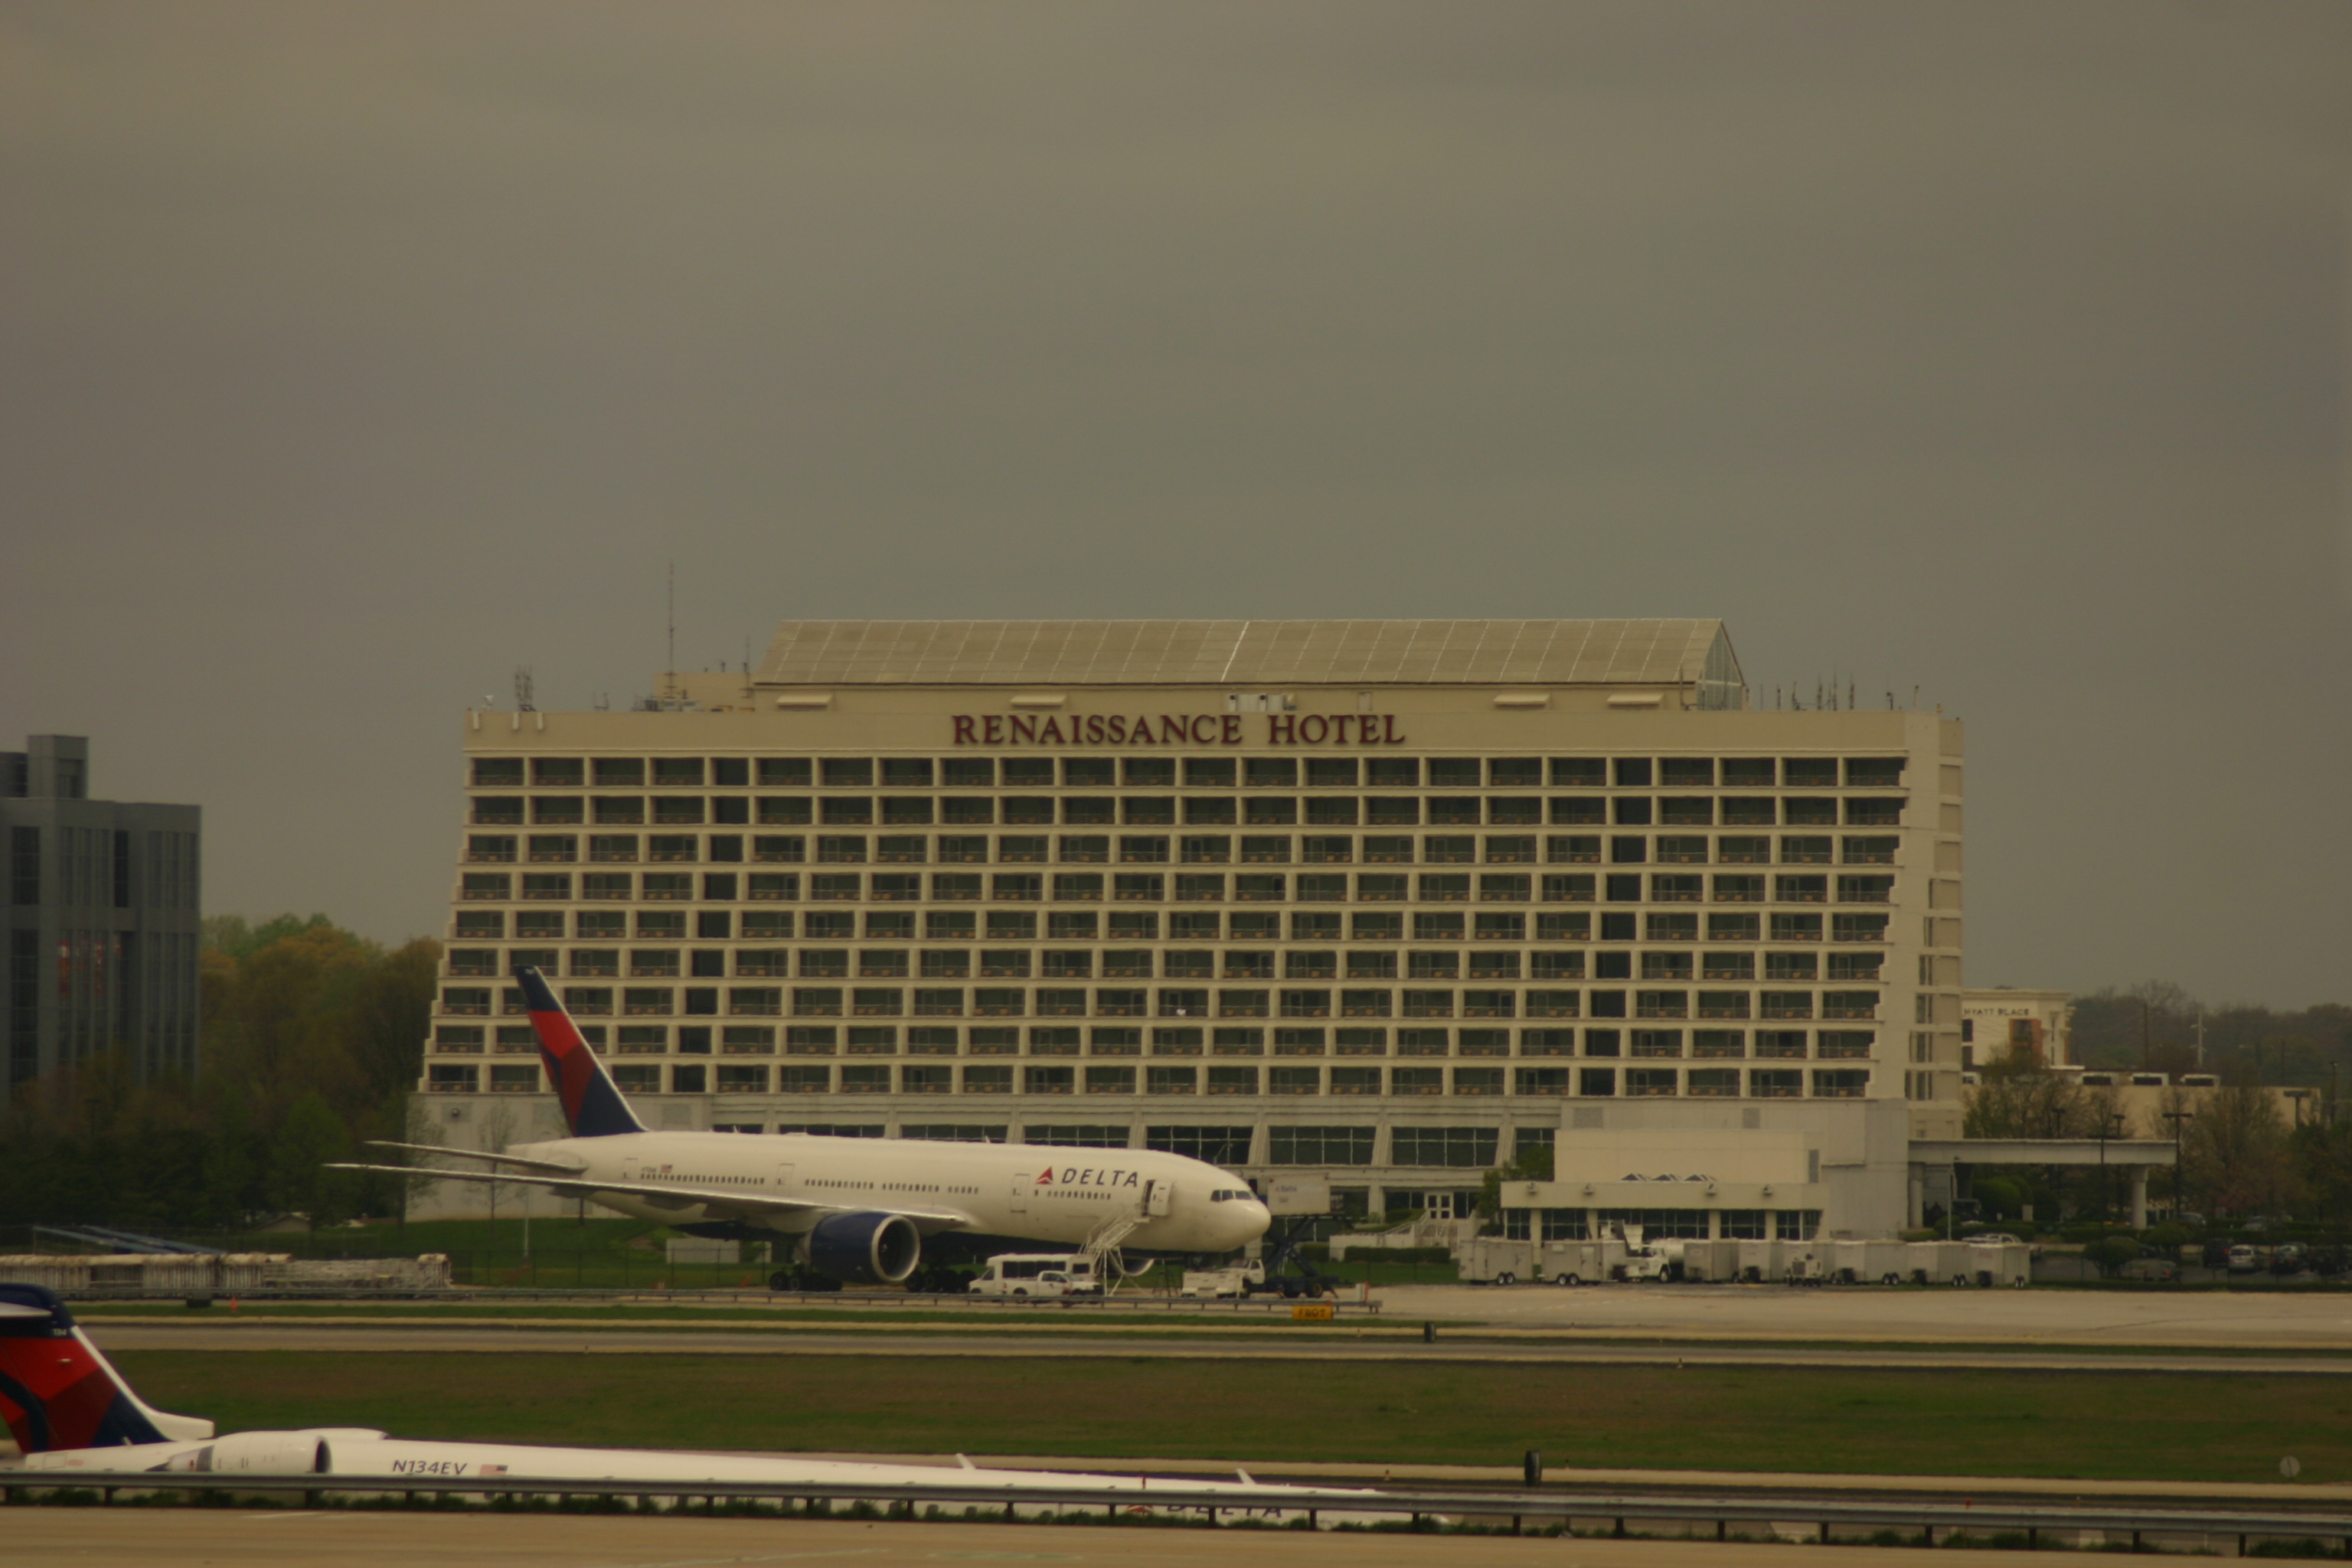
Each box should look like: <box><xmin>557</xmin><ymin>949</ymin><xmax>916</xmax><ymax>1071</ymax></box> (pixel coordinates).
<box><xmin>1178</xmin><ymin>1261</ymin><xmax>1339</xmax><ymax>1300</ymax></box>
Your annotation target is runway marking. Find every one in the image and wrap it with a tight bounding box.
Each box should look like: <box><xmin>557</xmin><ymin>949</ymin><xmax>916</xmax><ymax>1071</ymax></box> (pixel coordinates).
<box><xmin>585</xmin><ymin>1553</ymin><xmax>889</xmax><ymax>1567</ymax></box>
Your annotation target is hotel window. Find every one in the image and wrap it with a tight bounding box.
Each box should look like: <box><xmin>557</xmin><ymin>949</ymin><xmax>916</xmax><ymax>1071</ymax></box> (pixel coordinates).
<box><xmin>1391</xmin><ymin>1126</ymin><xmax>1498</xmax><ymax>1167</ymax></box>
<box><xmin>1122</xmin><ymin>757</ymin><xmax>1176</xmax><ymax>786</ymax></box>
<box><xmin>1063</xmin><ymin>758</ymin><xmax>1116</xmax><ymax>786</ymax></box>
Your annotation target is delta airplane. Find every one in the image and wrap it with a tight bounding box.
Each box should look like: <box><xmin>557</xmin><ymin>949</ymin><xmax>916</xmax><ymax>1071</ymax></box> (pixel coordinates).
<box><xmin>0</xmin><ymin>1285</ymin><xmax>1381</xmax><ymax>1524</ymax></box>
<box><xmin>331</xmin><ymin>968</ymin><xmax>1269</xmax><ymax>1285</ymax></box>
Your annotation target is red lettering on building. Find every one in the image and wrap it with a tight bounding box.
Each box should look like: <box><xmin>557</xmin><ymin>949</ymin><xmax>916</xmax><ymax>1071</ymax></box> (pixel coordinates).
<box><xmin>1298</xmin><ymin>714</ymin><xmax>1329</xmax><ymax>744</ymax></box>
<box><xmin>983</xmin><ymin>715</ymin><xmax>1004</xmax><ymax>744</ymax></box>
<box><xmin>952</xmin><ymin>716</ymin><xmax>977</xmax><ymax>745</ymax></box>
<box><xmin>1220</xmin><ymin>714</ymin><xmax>1243</xmax><ymax>743</ymax></box>
<box><xmin>1267</xmin><ymin>714</ymin><xmax>1296</xmax><ymax>744</ymax></box>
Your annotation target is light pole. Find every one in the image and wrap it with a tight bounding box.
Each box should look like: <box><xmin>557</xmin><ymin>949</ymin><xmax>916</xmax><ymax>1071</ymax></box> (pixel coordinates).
<box><xmin>2095</xmin><ymin>1112</ymin><xmax>2123</xmax><ymax>1227</ymax></box>
<box><xmin>2161</xmin><ymin>1108</ymin><xmax>2192</xmax><ymax>1230</ymax></box>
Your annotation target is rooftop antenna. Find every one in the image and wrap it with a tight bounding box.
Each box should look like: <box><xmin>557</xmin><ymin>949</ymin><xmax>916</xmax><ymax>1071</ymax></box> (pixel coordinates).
<box><xmin>513</xmin><ymin>665</ymin><xmax>535</xmax><ymax>713</ymax></box>
<box><xmin>662</xmin><ymin>561</ymin><xmax>678</xmax><ymax>707</ymax></box>
<box><xmin>1912</xmin><ymin>685</ymin><xmax>1920</xmax><ymax>709</ymax></box>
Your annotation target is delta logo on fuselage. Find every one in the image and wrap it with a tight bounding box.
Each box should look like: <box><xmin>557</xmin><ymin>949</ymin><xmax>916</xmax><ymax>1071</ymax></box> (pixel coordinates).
<box><xmin>1035</xmin><ymin>1166</ymin><xmax>1141</xmax><ymax>1188</ymax></box>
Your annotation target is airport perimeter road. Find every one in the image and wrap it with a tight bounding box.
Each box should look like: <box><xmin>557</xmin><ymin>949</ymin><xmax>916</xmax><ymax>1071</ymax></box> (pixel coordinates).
<box><xmin>77</xmin><ymin>1318</ymin><xmax>2352</xmax><ymax>1373</ymax></box>
<box><xmin>1374</xmin><ymin>1284</ymin><xmax>2352</xmax><ymax>1349</ymax></box>
<box><xmin>0</xmin><ymin>1512</ymin><xmax>2228</xmax><ymax>1568</ymax></box>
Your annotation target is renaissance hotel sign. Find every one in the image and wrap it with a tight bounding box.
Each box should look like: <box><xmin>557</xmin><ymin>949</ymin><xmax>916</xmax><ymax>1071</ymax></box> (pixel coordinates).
<box><xmin>951</xmin><ymin>714</ymin><xmax>1408</xmax><ymax>746</ymax></box>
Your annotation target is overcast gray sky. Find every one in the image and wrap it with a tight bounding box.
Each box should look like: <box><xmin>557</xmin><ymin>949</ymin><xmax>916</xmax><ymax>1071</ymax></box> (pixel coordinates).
<box><xmin>4</xmin><ymin>3</ymin><xmax>2347</xmax><ymax>1006</ymax></box>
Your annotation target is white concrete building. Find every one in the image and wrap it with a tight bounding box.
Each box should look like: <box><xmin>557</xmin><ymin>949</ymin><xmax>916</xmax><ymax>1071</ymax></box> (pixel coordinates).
<box><xmin>1962</xmin><ymin>987</ymin><xmax>2073</xmax><ymax>1069</ymax></box>
<box><xmin>413</xmin><ymin>619</ymin><xmax>1968</xmax><ymax>1240</ymax></box>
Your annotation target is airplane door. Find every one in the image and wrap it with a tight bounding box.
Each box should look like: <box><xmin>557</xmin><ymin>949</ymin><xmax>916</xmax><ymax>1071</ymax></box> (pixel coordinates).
<box><xmin>1144</xmin><ymin>1179</ymin><xmax>1173</xmax><ymax>1217</ymax></box>
<box><xmin>774</xmin><ymin>1164</ymin><xmax>794</xmax><ymax>1196</ymax></box>
<box><xmin>1008</xmin><ymin>1172</ymin><xmax>1029</xmax><ymax>1217</ymax></box>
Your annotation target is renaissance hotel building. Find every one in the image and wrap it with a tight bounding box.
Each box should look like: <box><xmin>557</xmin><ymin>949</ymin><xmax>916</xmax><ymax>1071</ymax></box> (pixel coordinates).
<box><xmin>420</xmin><ymin>621</ymin><xmax>1967</xmax><ymax>1239</ymax></box>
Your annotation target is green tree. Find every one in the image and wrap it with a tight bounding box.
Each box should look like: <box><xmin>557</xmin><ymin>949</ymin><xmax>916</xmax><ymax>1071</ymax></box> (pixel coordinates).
<box><xmin>1963</xmin><ymin>1053</ymin><xmax>2082</xmax><ymax>1138</ymax></box>
<box><xmin>2183</xmin><ymin>1080</ymin><xmax>2296</xmax><ymax>1219</ymax></box>
<box><xmin>269</xmin><ymin>1092</ymin><xmax>356</xmax><ymax>1228</ymax></box>
<box><xmin>1476</xmin><ymin>1140</ymin><xmax>1556</xmax><ymax>1222</ymax></box>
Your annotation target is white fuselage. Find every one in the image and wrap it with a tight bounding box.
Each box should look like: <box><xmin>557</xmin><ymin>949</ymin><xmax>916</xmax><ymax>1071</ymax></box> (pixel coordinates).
<box><xmin>514</xmin><ymin>1131</ymin><xmax>1269</xmax><ymax>1255</ymax></box>
<box><xmin>29</xmin><ymin>1432</ymin><xmax>1383</xmax><ymax>1524</ymax></box>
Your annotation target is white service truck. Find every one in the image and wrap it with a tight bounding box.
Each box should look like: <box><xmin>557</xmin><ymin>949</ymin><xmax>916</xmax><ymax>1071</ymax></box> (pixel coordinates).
<box><xmin>967</xmin><ymin>1253</ymin><xmax>1104</xmax><ymax>1298</ymax></box>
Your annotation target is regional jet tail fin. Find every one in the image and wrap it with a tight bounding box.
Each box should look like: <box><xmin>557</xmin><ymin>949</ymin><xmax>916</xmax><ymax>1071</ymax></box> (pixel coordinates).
<box><xmin>0</xmin><ymin>1284</ymin><xmax>214</xmax><ymax>1452</ymax></box>
<box><xmin>518</xmin><ymin>965</ymin><xmax>646</xmax><ymax>1138</ymax></box>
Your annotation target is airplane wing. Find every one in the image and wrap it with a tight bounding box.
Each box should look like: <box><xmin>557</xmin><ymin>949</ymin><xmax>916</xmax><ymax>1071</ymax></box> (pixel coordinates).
<box><xmin>324</xmin><ymin>1162</ymin><xmax>973</xmax><ymax>1230</ymax></box>
<box><xmin>361</xmin><ymin>1141</ymin><xmax>586</xmax><ymax>1176</ymax></box>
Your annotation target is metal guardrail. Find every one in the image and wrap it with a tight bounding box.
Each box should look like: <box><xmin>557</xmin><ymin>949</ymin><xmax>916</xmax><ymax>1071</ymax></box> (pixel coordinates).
<box><xmin>3</xmin><ymin>1471</ymin><xmax>2348</xmax><ymax>1548</ymax></box>
<box><xmin>48</xmin><ymin>1286</ymin><xmax>1384</xmax><ymax>1313</ymax></box>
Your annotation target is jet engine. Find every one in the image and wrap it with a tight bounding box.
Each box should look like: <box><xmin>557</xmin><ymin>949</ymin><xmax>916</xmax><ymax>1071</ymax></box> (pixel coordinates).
<box><xmin>168</xmin><ymin>1432</ymin><xmax>328</xmax><ymax>1475</ymax></box>
<box><xmin>803</xmin><ymin>1210</ymin><xmax>922</xmax><ymax>1285</ymax></box>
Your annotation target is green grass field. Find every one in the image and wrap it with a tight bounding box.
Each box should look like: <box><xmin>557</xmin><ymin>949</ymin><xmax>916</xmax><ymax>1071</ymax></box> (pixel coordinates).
<box><xmin>110</xmin><ymin>1352</ymin><xmax>2350</xmax><ymax>1486</ymax></box>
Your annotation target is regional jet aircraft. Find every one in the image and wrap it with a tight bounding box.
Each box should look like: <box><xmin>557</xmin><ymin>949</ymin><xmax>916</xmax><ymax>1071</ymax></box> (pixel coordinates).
<box><xmin>329</xmin><ymin>969</ymin><xmax>1269</xmax><ymax>1286</ymax></box>
<box><xmin>0</xmin><ymin>1285</ymin><xmax>1377</xmax><ymax>1524</ymax></box>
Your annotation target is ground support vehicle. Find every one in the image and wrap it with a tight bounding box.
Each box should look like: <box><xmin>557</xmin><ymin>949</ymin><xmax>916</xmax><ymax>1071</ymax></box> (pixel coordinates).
<box><xmin>1175</xmin><ymin>1259</ymin><xmax>1339</xmax><ymax>1300</ymax></box>
<box><xmin>968</xmin><ymin>1253</ymin><xmax>1104</xmax><ymax>1298</ymax></box>
<box><xmin>1454</xmin><ymin>1236</ymin><xmax>1630</xmax><ymax>1285</ymax></box>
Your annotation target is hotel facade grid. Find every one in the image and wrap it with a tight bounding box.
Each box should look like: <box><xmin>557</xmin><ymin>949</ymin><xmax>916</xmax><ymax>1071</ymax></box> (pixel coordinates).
<box><xmin>414</xmin><ymin>621</ymin><xmax>1964</xmax><ymax>1238</ymax></box>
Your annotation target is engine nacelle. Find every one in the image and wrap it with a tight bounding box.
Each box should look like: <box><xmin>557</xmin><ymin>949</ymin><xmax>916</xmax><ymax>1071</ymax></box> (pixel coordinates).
<box><xmin>168</xmin><ymin>1430</ymin><xmax>328</xmax><ymax>1475</ymax></box>
<box><xmin>804</xmin><ymin>1210</ymin><xmax>921</xmax><ymax>1285</ymax></box>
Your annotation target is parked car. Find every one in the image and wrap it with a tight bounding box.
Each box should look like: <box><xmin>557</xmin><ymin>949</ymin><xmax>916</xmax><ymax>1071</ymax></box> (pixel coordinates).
<box><xmin>2270</xmin><ymin>1244</ymin><xmax>2308</xmax><ymax>1277</ymax></box>
<box><xmin>2119</xmin><ymin>1256</ymin><xmax>2177</xmax><ymax>1282</ymax></box>
<box><xmin>2226</xmin><ymin>1244</ymin><xmax>2261</xmax><ymax>1275</ymax></box>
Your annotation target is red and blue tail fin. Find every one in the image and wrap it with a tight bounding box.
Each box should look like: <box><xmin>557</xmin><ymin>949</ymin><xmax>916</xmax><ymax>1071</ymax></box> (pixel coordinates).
<box><xmin>518</xmin><ymin>966</ymin><xmax>645</xmax><ymax>1138</ymax></box>
<box><xmin>0</xmin><ymin>1285</ymin><xmax>212</xmax><ymax>1452</ymax></box>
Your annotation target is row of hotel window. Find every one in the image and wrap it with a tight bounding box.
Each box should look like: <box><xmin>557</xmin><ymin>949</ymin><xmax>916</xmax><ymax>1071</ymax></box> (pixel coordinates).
<box><xmin>468</xmin><ymin>797</ymin><xmax>1908</xmax><ymax>829</ymax></box>
<box><xmin>452</xmin><ymin>910</ymin><xmax>1893</xmax><ymax>943</ymax></box>
<box><xmin>439</xmin><ymin>984</ymin><xmax>1880</xmax><ymax>1021</ymax></box>
<box><xmin>471</xmin><ymin>756</ymin><xmax>1909</xmax><ymax>790</ymax></box>
<box><xmin>424</xmin><ymin>1060</ymin><xmax>1872</xmax><ymax>1099</ymax></box>
<box><xmin>447</xmin><ymin>946</ymin><xmax>1884</xmax><ymax>981</ymax></box>
<box><xmin>466</xmin><ymin>831</ymin><xmax>1900</xmax><ymax>864</ymax></box>
<box><xmin>432</xmin><ymin>1021</ymin><xmax>1875</xmax><ymax>1058</ymax></box>
<box><xmin>456</xmin><ymin>870</ymin><xmax>1899</xmax><ymax>906</ymax></box>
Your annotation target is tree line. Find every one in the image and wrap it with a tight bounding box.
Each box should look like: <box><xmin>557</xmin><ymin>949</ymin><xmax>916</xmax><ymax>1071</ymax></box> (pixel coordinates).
<box><xmin>2069</xmin><ymin>981</ymin><xmax>2350</xmax><ymax>1087</ymax></box>
<box><xmin>0</xmin><ymin>915</ymin><xmax>438</xmax><ymax>1235</ymax></box>
<box><xmin>1964</xmin><ymin>1050</ymin><xmax>2352</xmax><ymax>1227</ymax></box>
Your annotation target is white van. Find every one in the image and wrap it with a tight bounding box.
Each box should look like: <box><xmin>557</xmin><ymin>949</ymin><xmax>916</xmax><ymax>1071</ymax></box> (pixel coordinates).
<box><xmin>967</xmin><ymin>1253</ymin><xmax>1104</xmax><ymax>1298</ymax></box>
